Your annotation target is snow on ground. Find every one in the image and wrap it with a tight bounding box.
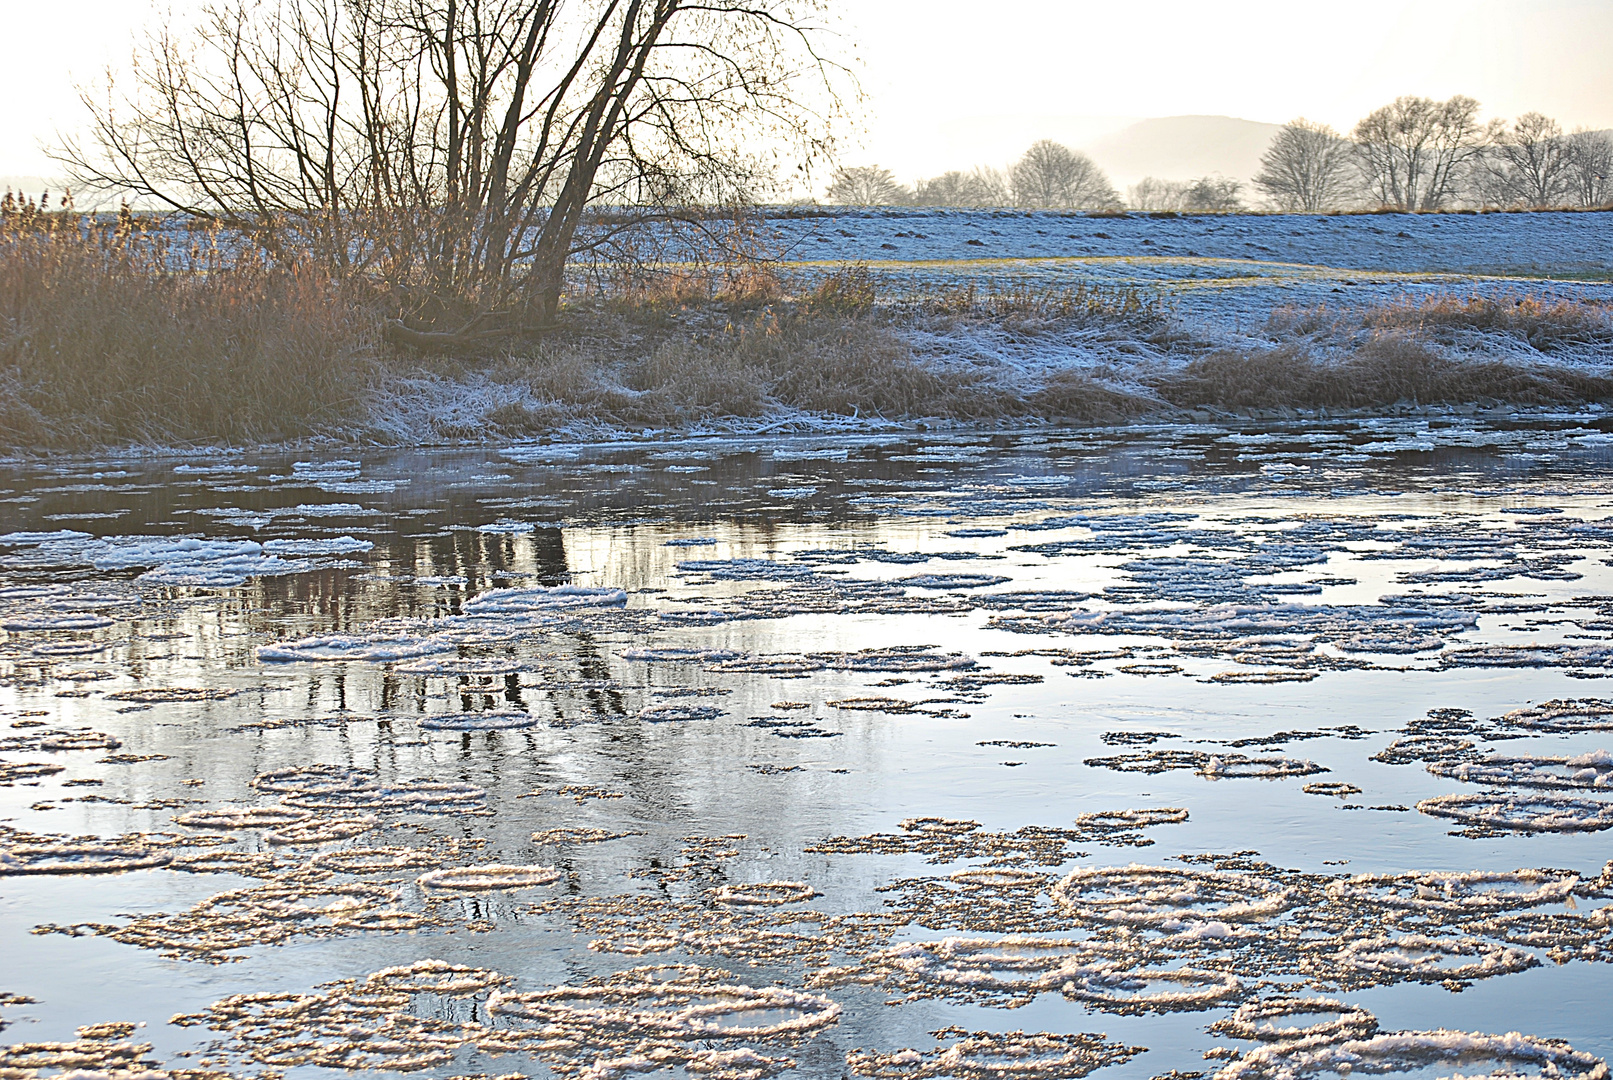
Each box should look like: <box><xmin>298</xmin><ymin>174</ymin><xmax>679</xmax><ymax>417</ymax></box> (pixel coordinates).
<box><xmin>767</xmin><ymin>207</ymin><xmax>1612</xmax><ymax>276</ymax></box>
<box><xmin>760</xmin><ymin>208</ymin><xmax>1613</xmax><ymax>392</ymax></box>
<box><xmin>352</xmin><ymin>208</ymin><xmax>1613</xmax><ymax>444</ymax></box>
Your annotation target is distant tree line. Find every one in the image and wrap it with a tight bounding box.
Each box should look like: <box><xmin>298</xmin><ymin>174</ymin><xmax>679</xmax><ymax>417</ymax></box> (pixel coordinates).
<box><xmin>828</xmin><ymin>96</ymin><xmax>1613</xmax><ymax>212</ymax></box>
<box><xmin>1258</xmin><ymin>98</ymin><xmax>1612</xmax><ymax>212</ymax></box>
<box><xmin>827</xmin><ymin>139</ymin><xmax>1120</xmax><ymax>210</ymax></box>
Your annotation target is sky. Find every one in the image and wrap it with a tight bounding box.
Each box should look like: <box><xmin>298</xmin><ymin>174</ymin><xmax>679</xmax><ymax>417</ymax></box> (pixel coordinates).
<box><xmin>3</xmin><ymin>0</ymin><xmax>1611</xmax><ymax>183</ymax></box>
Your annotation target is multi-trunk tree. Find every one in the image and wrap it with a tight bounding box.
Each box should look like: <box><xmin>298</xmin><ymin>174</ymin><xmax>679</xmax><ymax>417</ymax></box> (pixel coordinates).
<box><xmin>63</xmin><ymin>0</ymin><xmax>848</xmax><ymax>326</ymax></box>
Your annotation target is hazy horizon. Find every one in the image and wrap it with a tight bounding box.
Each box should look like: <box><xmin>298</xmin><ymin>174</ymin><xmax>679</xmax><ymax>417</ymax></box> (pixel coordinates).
<box><xmin>5</xmin><ymin>0</ymin><xmax>1612</xmax><ymax>193</ymax></box>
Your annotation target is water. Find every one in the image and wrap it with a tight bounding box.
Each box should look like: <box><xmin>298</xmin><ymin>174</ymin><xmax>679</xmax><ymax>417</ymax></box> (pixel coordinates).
<box><xmin>3</xmin><ymin>415</ymin><xmax>1613</xmax><ymax>1079</ymax></box>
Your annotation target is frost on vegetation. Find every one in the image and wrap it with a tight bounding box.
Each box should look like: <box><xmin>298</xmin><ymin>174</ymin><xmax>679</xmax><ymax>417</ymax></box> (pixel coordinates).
<box><xmin>417</xmin><ymin>864</ymin><xmax>562</xmax><ymax>891</ymax></box>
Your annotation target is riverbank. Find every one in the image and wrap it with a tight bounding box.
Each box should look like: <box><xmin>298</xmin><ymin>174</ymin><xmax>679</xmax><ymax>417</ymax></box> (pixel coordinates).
<box><xmin>3</xmin><ymin>208</ymin><xmax>1610</xmax><ymax>450</ymax></box>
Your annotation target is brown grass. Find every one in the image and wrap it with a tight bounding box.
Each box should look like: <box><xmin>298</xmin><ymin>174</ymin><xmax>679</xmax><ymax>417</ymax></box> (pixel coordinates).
<box><xmin>1028</xmin><ymin>369</ymin><xmax>1159</xmax><ymax>422</ymax></box>
<box><xmin>1156</xmin><ymin>337</ymin><xmax>1613</xmax><ymax>410</ymax></box>
<box><xmin>0</xmin><ymin>196</ymin><xmax>376</xmax><ymax>446</ymax></box>
<box><xmin>6</xmin><ymin>194</ymin><xmax>1611</xmax><ymax>447</ymax></box>
<box><xmin>1269</xmin><ymin>294</ymin><xmax>1613</xmax><ymax>351</ymax></box>
<box><xmin>481</xmin><ymin>302</ymin><xmax>1012</xmax><ymax>435</ymax></box>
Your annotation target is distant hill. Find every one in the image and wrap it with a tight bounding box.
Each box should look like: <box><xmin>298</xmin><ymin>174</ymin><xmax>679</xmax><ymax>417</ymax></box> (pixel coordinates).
<box><xmin>1080</xmin><ymin>115</ymin><xmax>1284</xmax><ymax>193</ymax></box>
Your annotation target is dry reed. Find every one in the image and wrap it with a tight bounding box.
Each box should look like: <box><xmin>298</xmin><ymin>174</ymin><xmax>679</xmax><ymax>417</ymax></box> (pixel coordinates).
<box><xmin>0</xmin><ymin>194</ymin><xmax>376</xmax><ymax>446</ymax></box>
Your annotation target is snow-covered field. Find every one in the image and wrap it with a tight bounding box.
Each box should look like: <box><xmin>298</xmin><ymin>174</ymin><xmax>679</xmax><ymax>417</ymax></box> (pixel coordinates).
<box><xmin>774</xmin><ymin>206</ymin><xmax>1613</xmax><ymax>348</ymax></box>
<box><xmin>770</xmin><ymin>206</ymin><xmax>1613</xmax><ymax>274</ymax></box>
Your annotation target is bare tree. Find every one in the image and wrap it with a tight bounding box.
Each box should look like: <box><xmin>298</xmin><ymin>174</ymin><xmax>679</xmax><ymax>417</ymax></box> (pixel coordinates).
<box><xmin>1010</xmin><ymin>140</ymin><xmax>1119</xmax><ymax>210</ymax></box>
<box><xmin>1127</xmin><ymin>177</ymin><xmax>1186</xmax><ymax>211</ymax></box>
<box><xmin>1563</xmin><ymin>128</ymin><xmax>1613</xmax><ymax>208</ymax></box>
<box><xmin>61</xmin><ymin>0</ymin><xmax>849</xmax><ymax>326</ymax></box>
<box><xmin>1254</xmin><ymin>119</ymin><xmax>1354</xmax><ymax>211</ymax></box>
<box><xmin>1181</xmin><ymin>175</ymin><xmax>1243</xmax><ymax>211</ymax></box>
<box><xmin>1128</xmin><ymin>175</ymin><xmax>1241</xmax><ymax>212</ymax></box>
<box><xmin>825</xmin><ymin>165</ymin><xmax>910</xmax><ymax>205</ymax></box>
<box><xmin>1352</xmin><ymin>95</ymin><xmax>1499</xmax><ymax>210</ymax></box>
<box><xmin>1481</xmin><ymin>113</ymin><xmax>1571</xmax><ymax>207</ymax></box>
<box><xmin>912</xmin><ymin>166</ymin><xmax>1008</xmax><ymax>207</ymax></box>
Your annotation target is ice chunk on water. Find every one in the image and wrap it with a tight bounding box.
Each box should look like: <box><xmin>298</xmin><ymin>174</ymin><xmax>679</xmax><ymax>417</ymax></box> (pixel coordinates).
<box><xmin>262</xmin><ymin>536</ymin><xmax>375</xmax><ymax>556</ymax></box>
<box><xmin>461</xmin><ymin>585</ymin><xmax>627</xmax><ymax>614</ymax></box>
<box><xmin>257</xmin><ymin>633</ymin><xmax>456</xmax><ymax>662</ymax></box>
<box><xmin>0</xmin><ymin>530</ymin><xmax>93</xmax><ymax>545</ymax></box>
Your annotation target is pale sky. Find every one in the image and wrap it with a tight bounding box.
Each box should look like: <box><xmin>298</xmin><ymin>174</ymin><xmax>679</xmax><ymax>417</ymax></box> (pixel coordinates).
<box><xmin>4</xmin><ymin>0</ymin><xmax>1611</xmax><ymax>182</ymax></box>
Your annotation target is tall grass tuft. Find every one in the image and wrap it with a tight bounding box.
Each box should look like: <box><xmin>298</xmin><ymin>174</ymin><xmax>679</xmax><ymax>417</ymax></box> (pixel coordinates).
<box><xmin>1269</xmin><ymin>294</ymin><xmax>1613</xmax><ymax>351</ymax></box>
<box><xmin>0</xmin><ymin>194</ymin><xmax>376</xmax><ymax>446</ymax></box>
<box><xmin>1158</xmin><ymin>337</ymin><xmax>1613</xmax><ymax>410</ymax></box>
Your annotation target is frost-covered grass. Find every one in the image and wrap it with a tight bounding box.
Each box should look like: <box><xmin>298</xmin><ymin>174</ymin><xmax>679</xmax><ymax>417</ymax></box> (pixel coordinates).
<box><xmin>6</xmin><ymin>206</ymin><xmax>1613</xmax><ymax>449</ymax></box>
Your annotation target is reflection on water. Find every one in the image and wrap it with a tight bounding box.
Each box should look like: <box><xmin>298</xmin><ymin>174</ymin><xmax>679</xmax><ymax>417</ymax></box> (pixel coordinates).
<box><xmin>4</xmin><ymin>416</ymin><xmax>1613</xmax><ymax>1078</ymax></box>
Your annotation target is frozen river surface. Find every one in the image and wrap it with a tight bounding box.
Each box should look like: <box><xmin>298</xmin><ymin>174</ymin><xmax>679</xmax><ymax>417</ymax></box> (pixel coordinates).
<box><xmin>4</xmin><ymin>417</ymin><xmax>1613</xmax><ymax>1079</ymax></box>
